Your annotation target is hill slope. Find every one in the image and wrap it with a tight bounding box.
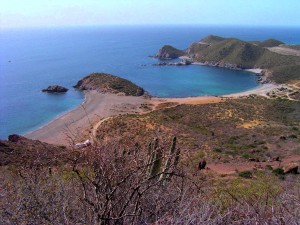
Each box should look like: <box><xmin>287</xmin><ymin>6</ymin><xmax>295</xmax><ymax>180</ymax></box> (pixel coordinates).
<box><xmin>200</xmin><ymin>35</ymin><xmax>227</xmax><ymax>44</ymax></box>
<box><xmin>259</xmin><ymin>38</ymin><xmax>284</xmax><ymax>47</ymax></box>
<box><xmin>184</xmin><ymin>35</ymin><xmax>300</xmax><ymax>83</ymax></box>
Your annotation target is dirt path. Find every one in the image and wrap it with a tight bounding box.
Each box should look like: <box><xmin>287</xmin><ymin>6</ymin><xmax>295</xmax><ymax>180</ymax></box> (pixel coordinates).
<box><xmin>91</xmin><ymin>116</ymin><xmax>113</xmax><ymax>139</ymax></box>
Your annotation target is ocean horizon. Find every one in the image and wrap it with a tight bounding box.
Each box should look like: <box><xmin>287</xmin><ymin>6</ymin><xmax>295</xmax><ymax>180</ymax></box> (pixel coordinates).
<box><xmin>1</xmin><ymin>25</ymin><xmax>300</xmax><ymax>139</ymax></box>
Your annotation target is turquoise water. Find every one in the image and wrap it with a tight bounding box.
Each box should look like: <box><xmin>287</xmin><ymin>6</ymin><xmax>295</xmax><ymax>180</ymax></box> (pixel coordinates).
<box><xmin>1</xmin><ymin>26</ymin><xmax>300</xmax><ymax>138</ymax></box>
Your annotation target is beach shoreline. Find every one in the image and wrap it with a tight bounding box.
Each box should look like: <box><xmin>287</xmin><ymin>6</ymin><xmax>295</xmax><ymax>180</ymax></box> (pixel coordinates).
<box><xmin>24</xmin><ymin>82</ymin><xmax>278</xmax><ymax>146</ymax></box>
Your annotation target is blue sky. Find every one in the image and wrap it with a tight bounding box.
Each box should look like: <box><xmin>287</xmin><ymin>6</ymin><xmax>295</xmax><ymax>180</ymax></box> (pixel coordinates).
<box><xmin>1</xmin><ymin>0</ymin><xmax>300</xmax><ymax>28</ymax></box>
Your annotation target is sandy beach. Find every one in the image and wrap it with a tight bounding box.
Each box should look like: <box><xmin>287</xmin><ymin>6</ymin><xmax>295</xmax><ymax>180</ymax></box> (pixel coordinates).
<box><xmin>25</xmin><ymin>91</ymin><xmax>150</xmax><ymax>145</ymax></box>
<box><xmin>25</xmin><ymin>82</ymin><xmax>278</xmax><ymax>146</ymax></box>
<box><xmin>223</xmin><ymin>83</ymin><xmax>278</xmax><ymax>97</ymax></box>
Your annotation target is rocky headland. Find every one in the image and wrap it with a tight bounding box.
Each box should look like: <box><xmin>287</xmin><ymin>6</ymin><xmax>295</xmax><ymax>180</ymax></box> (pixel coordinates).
<box><xmin>73</xmin><ymin>72</ymin><xmax>145</xmax><ymax>96</ymax></box>
<box><xmin>155</xmin><ymin>45</ymin><xmax>185</xmax><ymax>59</ymax></box>
<box><xmin>154</xmin><ymin>35</ymin><xmax>300</xmax><ymax>85</ymax></box>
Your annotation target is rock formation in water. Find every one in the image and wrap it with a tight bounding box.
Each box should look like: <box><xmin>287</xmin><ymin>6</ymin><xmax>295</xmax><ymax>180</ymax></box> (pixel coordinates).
<box><xmin>42</xmin><ymin>85</ymin><xmax>68</xmax><ymax>93</ymax></box>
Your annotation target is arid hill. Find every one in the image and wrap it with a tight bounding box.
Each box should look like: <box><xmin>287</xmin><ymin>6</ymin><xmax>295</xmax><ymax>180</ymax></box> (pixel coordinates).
<box><xmin>156</xmin><ymin>35</ymin><xmax>300</xmax><ymax>83</ymax></box>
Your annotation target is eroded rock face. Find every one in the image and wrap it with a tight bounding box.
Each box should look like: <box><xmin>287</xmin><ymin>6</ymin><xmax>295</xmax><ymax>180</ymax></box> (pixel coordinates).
<box><xmin>8</xmin><ymin>134</ymin><xmax>26</xmax><ymax>143</ymax></box>
<box><xmin>42</xmin><ymin>85</ymin><xmax>68</xmax><ymax>93</ymax></box>
<box><xmin>283</xmin><ymin>163</ymin><xmax>299</xmax><ymax>174</ymax></box>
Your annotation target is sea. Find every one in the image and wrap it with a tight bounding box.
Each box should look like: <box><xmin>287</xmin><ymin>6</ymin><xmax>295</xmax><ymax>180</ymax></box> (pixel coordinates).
<box><xmin>1</xmin><ymin>25</ymin><xmax>300</xmax><ymax>139</ymax></box>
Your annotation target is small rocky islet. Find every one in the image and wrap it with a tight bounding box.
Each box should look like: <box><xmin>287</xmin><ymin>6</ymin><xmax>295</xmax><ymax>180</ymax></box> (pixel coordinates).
<box><xmin>42</xmin><ymin>85</ymin><xmax>68</xmax><ymax>93</ymax></box>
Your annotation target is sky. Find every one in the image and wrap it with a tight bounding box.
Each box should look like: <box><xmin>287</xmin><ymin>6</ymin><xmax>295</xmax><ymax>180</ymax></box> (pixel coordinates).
<box><xmin>1</xmin><ymin>0</ymin><xmax>300</xmax><ymax>28</ymax></box>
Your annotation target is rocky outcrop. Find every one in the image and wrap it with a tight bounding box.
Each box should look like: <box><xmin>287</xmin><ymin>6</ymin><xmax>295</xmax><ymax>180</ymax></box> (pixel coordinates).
<box><xmin>8</xmin><ymin>134</ymin><xmax>27</xmax><ymax>143</ymax></box>
<box><xmin>153</xmin><ymin>59</ymin><xmax>192</xmax><ymax>66</ymax></box>
<box><xmin>200</xmin><ymin>61</ymin><xmax>243</xmax><ymax>70</ymax></box>
<box><xmin>42</xmin><ymin>85</ymin><xmax>68</xmax><ymax>93</ymax></box>
<box><xmin>74</xmin><ymin>73</ymin><xmax>145</xmax><ymax>96</ymax></box>
<box><xmin>155</xmin><ymin>45</ymin><xmax>185</xmax><ymax>59</ymax></box>
<box><xmin>283</xmin><ymin>163</ymin><xmax>298</xmax><ymax>174</ymax></box>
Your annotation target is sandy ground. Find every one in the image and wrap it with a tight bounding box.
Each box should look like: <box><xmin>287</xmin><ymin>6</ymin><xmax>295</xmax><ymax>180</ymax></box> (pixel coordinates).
<box><xmin>267</xmin><ymin>46</ymin><xmax>300</xmax><ymax>57</ymax></box>
<box><xmin>223</xmin><ymin>83</ymin><xmax>278</xmax><ymax>97</ymax></box>
<box><xmin>25</xmin><ymin>82</ymin><xmax>278</xmax><ymax>146</ymax></box>
<box><xmin>151</xmin><ymin>95</ymin><xmax>221</xmax><ymax>106</ymax></box>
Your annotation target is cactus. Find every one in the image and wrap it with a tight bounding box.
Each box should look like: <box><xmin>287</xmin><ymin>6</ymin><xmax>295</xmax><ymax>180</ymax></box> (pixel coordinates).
<box><xmin>146</xmin><ymin>137</ymin><xmax>180</xmax><ymax>181</ymax></box>
<box><xmin>146</xmin><ymin>141</ymin><xmax>154</xmax><ymax>175</ymax></box>
<box><xmin>174</xmin><ymin>147</ymin><xmax>181</xmax><ymax>168</ymax></box>
<box><xmin>147</xmin><ymin>141</ymin><xmax>152</xmax><ymax>156</ymax></box>
<box><xmin>146</xmin><ymin>138</ymin><xmax>163</xmax><ymax>177</ymax></box>
<box><xmin>149</xmin><ymin>140</ymin><xmax>162</xmax><ymax>177</ymax></box>
<box><xmin>159</xmin><ymin>136</ymin><xmax>177</xmax><ymax>181</ymax></box>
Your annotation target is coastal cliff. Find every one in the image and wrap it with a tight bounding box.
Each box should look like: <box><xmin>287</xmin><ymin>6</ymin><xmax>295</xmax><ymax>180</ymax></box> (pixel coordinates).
<box><xmin>74</xmin><ymin>73</ymin><xmax>145</xmax><ymax>96</ymax></box>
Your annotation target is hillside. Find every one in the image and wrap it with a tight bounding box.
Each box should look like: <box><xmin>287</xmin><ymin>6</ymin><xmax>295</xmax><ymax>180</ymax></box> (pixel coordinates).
<box><xmin>74</xmin><ymin>72</ymin><xmax>144</xmax><ymax>96</ymax></box>
<box><xmin>191</xmin><ymin>38</ymin><xmax>267</xmax><ymax>68</ymax></box>
<box><xmin>199</xmin><ymin>34</ymin><xmax>227</xmax><ymax>44</ymax></box>
<box><xmin>95</xmin><ymin>97</ymin><xmax>300</xmax><ymax>166</ymax></box>
<box><xmin>0</xmin><ymin>134</ymin><xmax>77</xmax><ymax>166</ymax></box>
<box><xmin>258</xmin><ymin>38</ymin><xmax>284</xmax><ymax>47</ymax></box>
<box><xmin>165</xmin><ymin>35</ymin><xmax>300</xmax><ymax>83</ymax></box>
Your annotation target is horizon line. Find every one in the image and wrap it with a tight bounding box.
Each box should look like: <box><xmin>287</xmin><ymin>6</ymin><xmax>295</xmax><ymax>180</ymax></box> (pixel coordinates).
<box><xmin>2</xmin><ymin>23</ymin><xmax>300</xmax><ymax>30</ymax></box>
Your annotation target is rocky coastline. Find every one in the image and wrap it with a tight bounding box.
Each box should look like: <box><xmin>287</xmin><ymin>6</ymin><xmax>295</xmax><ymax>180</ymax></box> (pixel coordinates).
<box><xmin>152</xmin><ymin>57</ymin><xmax>271</xmax><ymax>85</ymax></box>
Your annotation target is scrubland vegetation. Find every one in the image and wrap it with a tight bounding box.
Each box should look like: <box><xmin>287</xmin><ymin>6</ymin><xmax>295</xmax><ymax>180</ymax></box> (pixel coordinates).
<box><xmin>2</xmin><ymin>97</ymin><xmax>299</xmax><ymax>224</ymax></box>
<box><xmin>1</xmin><ymin>135</ymin><xmax>300</xmax><ymax>224</ymax></box>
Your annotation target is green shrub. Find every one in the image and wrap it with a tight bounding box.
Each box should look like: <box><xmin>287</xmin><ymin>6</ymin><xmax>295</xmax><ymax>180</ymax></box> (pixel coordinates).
<box><xmin>239</xmin><ymin>171</ymin><xmax>253</xmax><ymax>179</ymax></box>
<box><xmin>272</xmin><ymin>168</ymin><xmax>285</xmax><ymax>179</ymax></box>
<box><xmin>272</xmin><ymin>168</ymin><xmax>284</xmax><ymax>175</ymax></box>
<box><xmin>213</xmin><ymin>148</ymin><xmax>222</xmax><ymax>153</ymax></box>
<box><xmin>265</xmin><ymin>165</ymin><xmax>273</xmax><ymax>170</ymax></box>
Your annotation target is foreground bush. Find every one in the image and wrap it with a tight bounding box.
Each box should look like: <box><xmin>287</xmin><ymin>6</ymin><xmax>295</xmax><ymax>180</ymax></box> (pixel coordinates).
<box><xmin>1</xmin><ymin>138</ymin><xmax>300</xmax><ymax>224</ymax></box>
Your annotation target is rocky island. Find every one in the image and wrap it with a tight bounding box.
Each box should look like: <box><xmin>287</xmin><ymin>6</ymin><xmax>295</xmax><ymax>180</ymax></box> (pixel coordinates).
<box><xmin>73</xmin><ymin>72</ymin><xmax>144</xmax><ymax>96</ymax></box>
<box><xmin>42</xmin><ymin>85</ymin><xmax>68</xmax><ymax>93</ymax></box>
